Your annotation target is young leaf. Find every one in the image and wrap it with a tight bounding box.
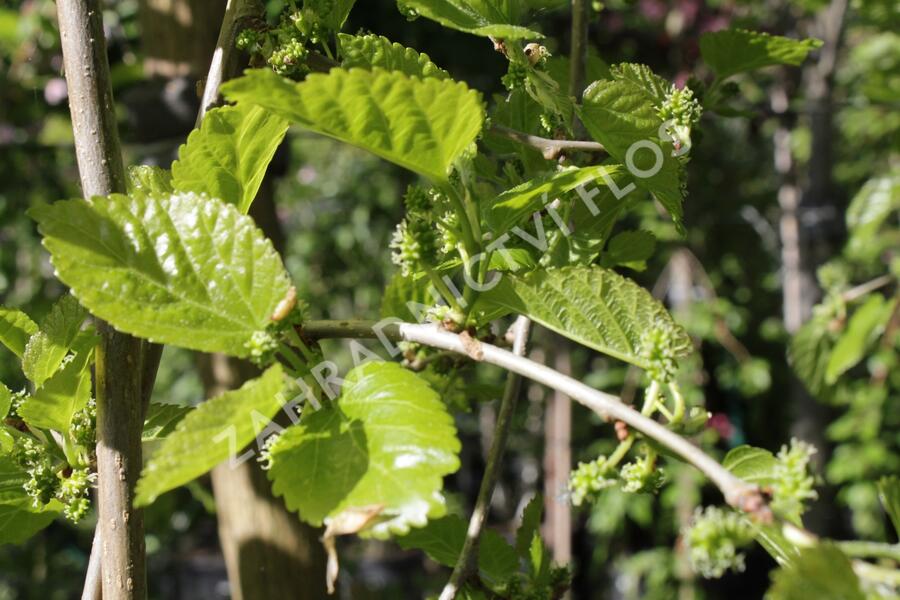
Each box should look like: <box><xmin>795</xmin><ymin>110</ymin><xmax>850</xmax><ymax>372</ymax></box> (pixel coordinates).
<box><xmin>700</xmin><ymin>29</ymin><xmax>823</xmax><ymax>80</ymax></box>
<box><xmin>142</xmin><ymin>403</ymin><xmax>193</xmax><ymax>441</ymax></box>
<box><xmin>316</xmin><ymin>0</ymin><xmax>357</xmax><ymax>31</ymax></box>
<box><xmin>766</xmin><ymin>544</ymin><xmax>865</xmax><ymax>600</ymax></box>
<box><xmin>221</xmin><ymin>68</ymin><xmax>484</xmax><ymax>182</ymax></box>
<box><xmin>515</xmin><ymin>493</ymin><xmax>543</xmax><ymax>557</ymax></box>
<box><xmin>397</xmin><ymin>0</ymin><xmax>543</xmax><ymax>39</ymax></box>
<box><xmin>0</xmin><ymin>383</ymin><xmax>10</xmax><ymax>420</ymax></box>
<box><xmin>338</xmin><ymin>33</ymin><xmax>449</xmax><ymax>80</ymax></box>
<box><xmin>0</xmin><ymin>456</ymin><xmax>61</xmax><ymax>545</ymax></box>
<box><xmin>18</xmin><ymin>330</ymin><xmax>96</xmax><ymax>432</ymax></box>
<box><xmin>846</xmin><ymin>174</ymin><xmax>900</xmax><ymax>261</ymax></box>
<box><xmin>22</xmin><ymin>295</ymin><xmax>87</xmax><ymax>387</ymax></box>
<box><xmin>788</xmin><ymin>315</ymin><xmax>835</xmax><ymax>401</ymax></box>
<box><xmin>267</xmin><ymin>361</ymin><xmax>461</xmax><ymax>538</ymax></box>
<box><xmin>0</xmin><ymin>308</ymin><xmax>38</xmax><ymax>359</ymax></box>
<box><xmin>30</xmin><ymin>193</ymin><xmax>292</xmax><ymax>358</ymax></box>
<box><xmin>576</xmin><ymin>79</ymin><xmax>685</xmax><ymax>226</ymax></box>
<box><xmin>609</xmin><ymin>63</ymin><xmax>671</xmax><ymax>106</ymax></box>
<box><xmin>600</xmin><ymin>230</ymin><xmax>657</xmax><ymax>271</ymax></box>
<box><xmin>877</xmin><ymin>476</ymin><xmax>900</xmax><ymax>536</ymax></box>
<box><xmin>723</xmin><ymin>445</ymin><xmax>778</xmax><ymax>487</ymax></box>
<box><xmin>128</xmin><ymin>165</ymin><xmax>173</xmax><ymax>198</ymax></box>
<box><xmin>396</xmin><ymin>515</ymin><xmax>519</xmax><ymax>588</ymax></box>
<box><xmin>480</xmin><ymin>266</ymin><xmax>691</xmax><ymax>369</ymax></box>
<box><xmin>825</xmin><ymin>295</ymin><xmax>895</xmax><ymax>384</ymax></box>
<box><xmin>135</xmin><ymin>364</ymin><xmax>284</xmax><ymax>506</ymax></box>
<box><xmin>381</xmin><ymin>273</ymin><xmax>434</xmax><ymax>322</ymax></box>
<box><xmin>172</xmin><ymin>104</ymin><xmax>289</xmax><ymax>214</ymax></box>
<box><xmin>486</xmin><ymin>165</ymin><xmax>622</xmax><ymax>235</ymax></box>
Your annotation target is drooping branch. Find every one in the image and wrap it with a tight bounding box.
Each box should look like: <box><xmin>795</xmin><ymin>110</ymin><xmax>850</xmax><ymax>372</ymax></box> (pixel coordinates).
<box><xmin>299</xmin><ymin>320</ymin><xmax>770</xmax><ymax>518</ymax></box>
<box><xmin>439</xmin><ymin>316</ymin><xmax>532</xmax><ymax>600</ymax></box>
<box><xmin>56</xmin><ymin>1</ymin><xmax>146</xmax><ymax>598</ymax></box>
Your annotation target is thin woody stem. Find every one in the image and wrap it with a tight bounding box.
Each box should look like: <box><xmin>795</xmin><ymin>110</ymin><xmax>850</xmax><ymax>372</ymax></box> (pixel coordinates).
<box><xmin>491</xmin><ymin>124</ymin><xmax>606</xmax><ymax>159</ymax></box>
<box><xmin>439</xmin><ymin>316</ymin><xmax>532</xmax><ymax>600</ymax></box>
<box><xmin>56</xmin><ymin>1</ymin><xmax>146</xmax><ymax>598</ymax></box>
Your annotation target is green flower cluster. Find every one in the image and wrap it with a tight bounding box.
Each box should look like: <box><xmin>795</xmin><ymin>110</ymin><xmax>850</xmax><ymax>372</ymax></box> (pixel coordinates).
<box><xmin>70</xmin><ymin>399</ymin><xmax>96</xmax><ymax>447</ymax></box>
<box><xmin>11</xmin><ymin>434</ymin><xmax>96</xmax><ymax>523</ymax></box>
<box><xmin>12</xmin><ymin>436</ymin><xmax>59</xmax><ymax>507</ymax></box>
<box><xmin>657</xmin><ymin>86</ymin><xmax>703</xmax><ymax>153</ymax></box>
<box><xmin>235</xmin><ymin>6</ymin><xmax>330</xmax><ymax>79</ymax></box>
<box><xmin>620</xmin><ymin>454</ymin><xmax>666</xmax><ymax>494</ymax></box>
<box><xmin>502</xmin><ymin>62</ymin><xmax>529</xmax><ymax>92</ymax></box>
<box><xmin>58</xmin><ymin>468</ymin><xmax>94</xmax><ymax>523</ymax></box>
<box><xmin>772</xmin><ymin>438</ymin><xmax>819</xmax><ymax>519</ymax></box>
<box><xmin>390</xmin><ymin>186</ymin><xmax>441</xmax><ymax>277</ymax></box>
<box><xmin>640</xmin><ymin>326</ymin><xmax>680</xmax><ymax>383</ymax></box>
<box><xmin>568</xmin><ymin>455</ymin><xmax>618</xmax><ymax>506</ymax></box>
<box><xmin>685</xmin><ymin>506</ymin><xmax>755</xmax><ymax>578</ymax></box>
<box><xmin>244</xmin><ymin>330</ymin><xmax>280</xmax><ymax>366</ymax></box>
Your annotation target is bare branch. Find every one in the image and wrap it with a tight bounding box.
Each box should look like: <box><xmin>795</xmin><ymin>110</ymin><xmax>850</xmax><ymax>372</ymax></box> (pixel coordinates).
<box><xmin>439</xmin><ymin>316</ymin><xmax>532</xmax><ymax>600</ymax></box>
<box><xmin>490</xmin><ymin>124</ymin><xmax>606</xmax><ymax>160</ymax></box>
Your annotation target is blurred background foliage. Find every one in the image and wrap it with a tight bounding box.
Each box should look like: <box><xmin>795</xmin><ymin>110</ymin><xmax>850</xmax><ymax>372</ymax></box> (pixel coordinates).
<box><xmin>0</xmin><ymin>0</ymin><xmax>896</xmax><ymax>598</ymax></box>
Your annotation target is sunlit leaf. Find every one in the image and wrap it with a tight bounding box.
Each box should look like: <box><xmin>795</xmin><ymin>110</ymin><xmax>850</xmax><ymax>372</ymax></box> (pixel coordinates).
<box><xmin>30</xmin><ymin>193</ymin><xmax>292</xmax><ymax>357</ymax></box>
<box><xmin>222</xmin><ymin>68</ymin><xmax>484</xmax><ymax>182</ymax></box>
<box><xmin>135</xmin><ymin>364</ymin><xmax>285</xmax><ymax>506</ymax></box>
<box><xmin>22</xmin><ymin>295</ymin><xmax>87</xmax><ymax>387</ymax></box>
<box><xmin>268</xmin><ymin>362</ymin><xmax>461</xmax><ymax>538</ymax></box>
<box><xmin>481</xmin><ymin>266</ymin><xmax>691</xmax><ymax>368</ymax></box>
<box><xmin>338</xmin><ymin>33</ymin><xmax>449</xmax><ymax>80</ymax></box>
<box><xmin>172</xmin><ymin>103</ymin><xmax>289</xmax><ymax>214</ymax></box>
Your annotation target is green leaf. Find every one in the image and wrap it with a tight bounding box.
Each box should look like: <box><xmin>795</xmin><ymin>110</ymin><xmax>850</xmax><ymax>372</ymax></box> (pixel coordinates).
<box><xmin>0</xmin><ymin>456</ymin><xmax>61</xmax><ymax>545</ymax></box>
<box><xmin>338</xmin><ymin>33</ymin><xmax>449</xmax><ymax>80</ymax></box>
<box><xmin>135</xmin><ymin>364</ymin><xmax>285</xmax><ymax>506</ymax></box>
<box><xmin>0</xmin><ymin>383</ymin><xmax>10</xmax><ymax>420</ymax></box>
<box><xmin>22</xmin><ymin>295</ymin><xmax>87</xmax><ymax>387</ymax></box>
<box><xmin>381</xmin><ymin>273</ymin><xmax>434</xmax><ymax>322</ymax></box>
<box><xmin>788</xmin><ymin>315</ymin><xmax>835</xmax><ymax>400</ymax></box>
<box><xmin>172</xmin><ymin>104</ymin><xmax>289</xmax><ymax>214</ymax></box>
<box><xmin>577</xmin><ymin>79</ymin><xmax>685</xmax><ymax>225</ymax></box>
<box><xmin>600</xmin><ymin>230</ymin><xmax>657</xmax><ymax>271</ymax></box>
<box><xmin>396</xmin><ymin>515</ymin><xmax>519</xmax><ymax>588</ymax></box>
<box><xmin>142</xmin><ymin>403</ymin><xmax>193</xmax><ymax>441</ymax></box>
<box><xmin>724</xmin><ymin>445</ymin><xmax>778</xmax><ymax>487</ymax></box>
<box><xmin>268</xmin><ymin>362</ymin><xmax>461</xmax><ymax>538</ymax></box>
<box><xmin>127</xmin><ymin>165</ymin><xmax>173</xmax><ymax>198</ymax></box>
<box><xmin>877</xmin><ymin>476</ymin><xmax>900</xmax><ymax>536</ymax></box>
<box><xmin>398</xmin><ymin>0</ymin><xmax>543</xmax><ymax>39</ymax></box>
<box><xmin>30</xmin><ymin>193</ymin><xmax>292</xmax><ymax>358</ymax></box>
<box><xmin>0</xmin><ymin>308</ymin><xmax>38</xmax><ymax>359</ymax></box>
<box><xmin>609</xmin><ymin>63</ymin><xmax>671</xmax><ymax>106</ymax></box>
<box><xmin>846</xmin><ymin>174</ymin><xmax>900</xmax><ymax>261</ymax></box>
<box><xmin>18</xmin><ymin>330</ymin><xmax>96</xmax><ymax>432</ymax></box>
<box><xmin>766</xmin><ymin>544</ymin><xmax>865</xmax><ymax>600</ymax></box>
<box><xmin>315</xmin><ymin>0</ymin><xmax>357</xmax><ymax>31</ymax></box>
<box><xmin>480</xmin><ymin>266</ymin><xmax>691</xmax><ymax>369</ymax></box>
<box><xmin>700</xmin><ymin>29</ymin><xmax>823</xmax><ymax>80</ymax></box>
<box><xmin>486</xmin><ymin>165</ymin><xmax>623</xmax><ymax>235</ymax></box>
<box><xmin>825</xmin><ymin>295</ymin><xmax>895</xmax><ymax>384</ymax></box>
<box><xmin>515</xmin><ymin>493</ymin><xmax>543</xmax><ymax>557</ymax></box>
<box><xmin>222</xmin><ymin>68</ymin><xmax>484</xmax><ymax>182</ymax></box>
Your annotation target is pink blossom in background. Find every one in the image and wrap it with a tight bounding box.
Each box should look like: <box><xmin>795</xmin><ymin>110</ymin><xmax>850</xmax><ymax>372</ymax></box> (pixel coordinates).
<box><xmin>708</xmin><ymin>412</ymin><xmax>735</xmax><ymax>441</ymax></box>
